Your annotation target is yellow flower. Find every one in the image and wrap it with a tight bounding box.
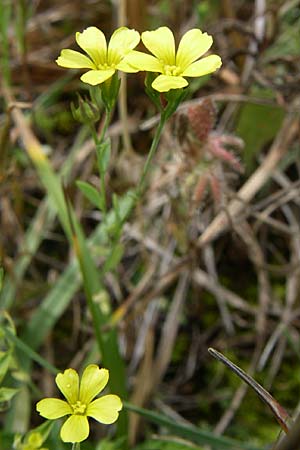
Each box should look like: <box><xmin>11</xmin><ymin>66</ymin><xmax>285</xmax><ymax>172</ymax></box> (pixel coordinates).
<box><xmin>36</xmin><ymin>365</ymin><xmax>122</xmax><ymax>443</ymax></box>
<box><xmin>125</xmin><ymin>26</ymin><xmax>222</xmax><ymax>92</ymax></box>
<box><xmin>56</xmin><ymin>26</ymin><xmax>140</xmax><ymax>85</ymax></box>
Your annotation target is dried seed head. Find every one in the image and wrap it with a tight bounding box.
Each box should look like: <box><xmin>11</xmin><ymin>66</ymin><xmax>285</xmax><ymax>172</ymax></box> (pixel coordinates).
<box><xmin>187</xmin><ymin>99</ymin><xmax>216</xmax><ymax>143</ymax></box>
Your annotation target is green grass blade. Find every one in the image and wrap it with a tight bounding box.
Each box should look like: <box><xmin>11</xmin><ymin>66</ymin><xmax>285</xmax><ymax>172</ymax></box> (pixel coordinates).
<box><xmin>3</xmin><ymin>327</ymin><xmax>58</xmax><ymax>375</ymax></box>
<box><xmin>19</xmin><ymin>198</ymin><xmax>133</xmax><ymax>440</ymax></box>
<box><xmin>20</xmin><ymin>260</ymin><xmax>81</xmax><ymax>352</ymax></box>
<box><xmin>20</xmin><ymin>194</ymin><xmax>134</xmax><ymax>348</ymax></box>
<box><xmin>0</xmin><ymin>201</ymin><xmax>55</xmax><ymax>309</ymax></box>
<box><xmin>0</xmin><ymin>126</ymin><xmax>89</xmax><ymax>309</ymax></box>
<box><xmin>34</xmin><ymin>157</ymin><xmax>72</xmax><ymax>239</ymax></box>
<box><xmin>0</xmin><ymin>0</ymin><xmax>12</xmax><ymax>85</ymax></box>
<box><xmin>124</xmin><ymin>402</ymin><xmax>262</xmax><ymax>450</ymax></box>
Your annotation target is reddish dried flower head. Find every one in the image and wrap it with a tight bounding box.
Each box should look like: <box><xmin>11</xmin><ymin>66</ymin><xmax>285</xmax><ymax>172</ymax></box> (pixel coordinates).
<box><xmin>187</xmin><ymin>99</ymin><xmax>216</xmax><ymax>143</ymax></box>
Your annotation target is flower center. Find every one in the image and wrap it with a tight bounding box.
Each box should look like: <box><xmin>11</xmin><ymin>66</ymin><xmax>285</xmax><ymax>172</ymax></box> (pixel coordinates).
<box><xmin>163</xmin><ymin>64</ymin><xmax>181</xmax><ymax>76</ymax></box>
<box><xmin>71</xmin><ymin>400</ymin><xmax>86</xmax><ymax>415</ymax></box>
<box><xmin>98</xmin><ymin>62</ymin><xmax>115</xmax><ymax>70</ymax></box>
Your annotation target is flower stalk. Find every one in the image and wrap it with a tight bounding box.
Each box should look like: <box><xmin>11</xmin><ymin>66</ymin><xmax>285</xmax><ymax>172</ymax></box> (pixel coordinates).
<box><xmin>137</xmin><ymin>113</ymin><xmax>167</xmax><ymax>196</ymax></box>
<box><xmin>90</xmin><ymin>108</ymin><xmax>112</xmax><ymax>216</ymax></box>
<box><xmin>137</xmin><ymin>86</ymin><xmax>186</xmax><ymax>196</ymax></box>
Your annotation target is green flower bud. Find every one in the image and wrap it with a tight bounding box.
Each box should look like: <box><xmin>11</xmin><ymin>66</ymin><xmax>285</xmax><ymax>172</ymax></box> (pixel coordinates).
<box><xmin>71</xmin><ymin>94</ymin><xmax>100</xmax><ymax>124</ymax></box>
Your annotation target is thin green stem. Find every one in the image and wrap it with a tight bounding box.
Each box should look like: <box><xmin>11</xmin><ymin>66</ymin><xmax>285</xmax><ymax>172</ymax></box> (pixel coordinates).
<box><xmin>99</xmin><ymin>107</ymin><xmax>112</xmax><ymax>143</ymax></box>
<box><xmin>99</xmin><ymin>113</ymin><xmax>168</xmax><ymax>274</ymax></box>
<box><xmin>71</xmin><ymin>443</ymin><xmax>80</xmax><ymax>450</ymax></box>
<box><xmin>90</xmin><ymin>108</ymin><xmax>112</xmax><ymax>216</ymax></box>
<box><xmin>90</xmin><ymin>122</ymin><xmax>99</xmax><ymax>146</ymax></box>
<box><xmin>90</xmin><ymin>129</ymin><xmax>103</xmax><ymax>213</ymax></box>
<box><xmin>100</xmin><ymin>167</ymin><xmax>107</xmax><ymax>214</ymax></box>
<box><xmin>137</xmin><ymin>113</ymin><xmax>167</xmax><ymax>196</ymax></box>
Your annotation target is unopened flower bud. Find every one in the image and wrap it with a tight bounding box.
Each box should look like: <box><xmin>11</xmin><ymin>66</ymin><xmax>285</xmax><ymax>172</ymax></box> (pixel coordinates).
<box><xmin>71</xmin><ymin>95</ymin><xmax>100</xmax><ymax>124</ymax></box>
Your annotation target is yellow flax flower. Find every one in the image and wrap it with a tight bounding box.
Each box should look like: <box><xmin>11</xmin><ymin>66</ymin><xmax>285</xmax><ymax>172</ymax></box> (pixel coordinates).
<box><xmin>36</xmin><ymin>365</ymin><xmax>122</xmax><ymax>443</ymax></box>
<box><xmin>56</xmin><ymin>26</ymin><xmax>140</xmax><ymax>85</ymax></box>
<box><xmin>125</xmin><ymin>26</ymin><xmax>222</xmax><ymax>92</ymax></box>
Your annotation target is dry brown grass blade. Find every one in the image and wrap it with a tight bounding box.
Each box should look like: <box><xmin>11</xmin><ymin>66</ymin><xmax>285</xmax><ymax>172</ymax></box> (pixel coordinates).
<box><xmin>153</xmin><ymin>270</ymin><xmax>190</xmax><ymax>386</ymax></box>
<box><xmin>3</xmin><ymin>85</ymin><xmax>48</xmax><ymax>164</ymax></box>
<box><xmin>197</xmin><ymin>104</ymin><xmax>300</xmax><ymax>248</ymax></box>
<box><xmin>203</xmin><ymin>244</ymin><xmax>235</xmax><ymax>334</ymax></box>
<box><xmin>208</xmin><ymin>348</ymin><xmax>292</xmax><ymax>434</ymax></box>
<box><xmin>128</xmin><ymin>303</ymin><xmax>157</xmax><ymax>445</ymax></box>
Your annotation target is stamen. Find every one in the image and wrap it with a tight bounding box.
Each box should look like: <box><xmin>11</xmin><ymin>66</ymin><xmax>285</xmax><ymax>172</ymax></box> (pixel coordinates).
<box><xmin>163</xmin><ymin>64</ymin><xmax>181</xmax><ymax>76</ymax></box>
<box><xmin>98</xmin><ymin>62</ymin><xmax>115</xmax><ymax>70</ymax></box>
<box><xmin>71</xmin><ymin>401</ymin><xmax>86</xmax><ymax>415</ymax></box>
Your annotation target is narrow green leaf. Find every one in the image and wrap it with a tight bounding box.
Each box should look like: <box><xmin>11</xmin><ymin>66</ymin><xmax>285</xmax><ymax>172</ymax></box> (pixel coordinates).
<box><xmin>236</xmin><ymin>99</ymin><xmax>285</xmax><ymax>171</ymax></box>
<box><xmin>102</xmin><ymin>244</ymin><xmax>124</xmax><ymax>273</ymax></box>
<box><xmin>118</xmin><ymin>190</ymin><xmax>136</xmax><ymax>222</ymax></box>
<box><xmin>76</xmin><ymin>180</ymin><xmax>104</xmax><ymax>210</ymax></box>
<box><xmin>3</xmin><ymin>327</ymin><xmax>58</xmax><ymax>375</ymax></box>
<box><xmin>0</xmin><ymin>351</ymin><xmax>11</xmax><ymax>384</ymax></box>
<box><xmin>124</xmin><ymin>402</ymin><xmax>262</xmax><ymax>450</ymax></box>
<box><xmin>5</xmin><ymin>385</ymin><xmax>30</xmax><ymax>433</ymax></box>
<box><xmin>0</xmin><ymin>125</ymin><xmax>89</xmax><ymax>310</ymax></box>
<box><xmin>134</xmin><ymin>437</ymin><xmax>202</xmax><ymax>450</ymax></box>
<box><xmin>96</xmin><ymin>138</ymin><xmax>111</xmax><ymax>173</ymax></box>
<box><xmin>33</xmin><ymin>158</ymin><xmax>72</xmax><ymax>239</ymax></box>
<box><xmin>0</xmin><ymin>387</ymin><xmax>19</xmax><ymax>404</ymax></box>
<box><xmin>21</xmin><ymin>194</ymin><xmax>136</xmax><ymax>352</ymax></box>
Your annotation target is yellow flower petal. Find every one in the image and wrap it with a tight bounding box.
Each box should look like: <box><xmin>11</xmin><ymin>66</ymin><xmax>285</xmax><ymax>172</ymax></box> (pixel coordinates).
<box><xmin>152</xmin><ymin>74</ymin><xmax>188</xmax><ymax>92</ymax></box>
<box><xmin>176</xmin><ymin>29</ymin><xmax>213</xmax><ymax>70</ymax></box>
<box><xmin>60</xmin><ymin>415</ymin><xmax>89</xmax><ymax>443</ymax></box>
<box><xmin>123</xmin><ymin>50</ymin><xmax>163</xmax><ymax>72</ymax></box>
<box><xmin>142</xmin><ymin>27</ymin><xmax>175</xmax><ymax>65</ymax></box>
<box><xmin>108</xmin><ymin>28</ymin><xmax>139</xmax><ymax>66</ymax></box>
<box><xmin>80</xmin><ymin>69</ymin><xmax>115</xmax><ymax>85</ymax></box>
<box><xmin>116</xmin><ymin>59</ymin><xmax>139</xmax><ymax>73</ymax></box>
<box><xmin>79</xmin><ymin>365</ymin><xmax>109</xmax><ymax>404</ymax></box>
<box><xmin>76</xmin><ymin>27</ymin><xmax>107</xmax><ymax>66</ymax></box>
<box><xmin>109</xmin><ymin>27</ymin><xmax>140</xmax><ymax>56</ymax></box>
<box><xmin>56</xmin><ymin>49</ymin><xmax>95</xmax><ymax>69</ymax></box>
<box><xmin>182</xmin><ymin>54</ymin><xmax>222</xmax><ymax>77</ymax></box>
<box><xmin>36</xmin><ymin>398</ymin><xmax>72</xmax><ymax>419</ymax></box>
<box><xmin>56</xmin><ymin>368</ymin><xmax>79</xmax><ymax>404</ymax></box>
<box><xmin>87</xmin><ymin>394</ymin><xmax>122</xmax><ymax>424</ymax></box>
